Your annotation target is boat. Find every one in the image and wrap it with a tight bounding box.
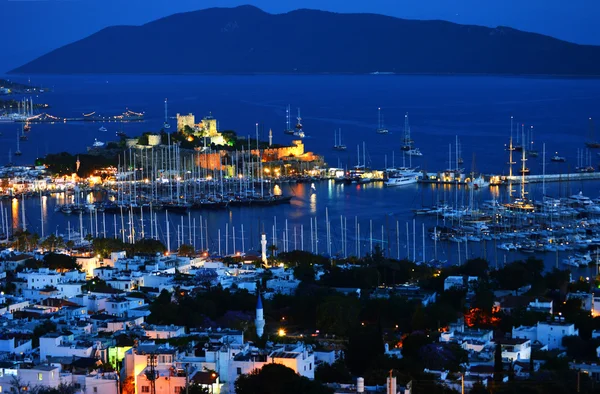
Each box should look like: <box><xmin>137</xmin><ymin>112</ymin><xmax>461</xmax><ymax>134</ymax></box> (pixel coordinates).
<box><xmin>551</xmin><ymin>153</ymin><xmax>566</xmax><ymax>162</ymax></box>
<box><xmin>406</xmin><ymin>148</ymin><xmax>422</xmax><ymax>157</ymax></box>
<box><xmin>376</xmin><ymin>107</ymin><xmax>389</xmax><ymax>134</ymax></box>
<box><xmin>519</xmin><ymin>167</ymin><xmax>530</xmax><ymax>175</ymax></box>
<box><xmin>401</xmin><ymin>113</ymin><xmax>413</xmax><ymax>151</ymax></box>
<box><xmin>99</xmin><ymin>126</ymin><xmax>107</xmax><ymax>132</ymax></box>
<box><xmin>163</xmin><ymin>98</ymin><xmax>171</xmax><ymax>129</ymax></box>
<box><xmin>385</xmin><ymin>175</ymin><xmax>417</xmax><ymax>187</ymax></box>
<box><xmin>19</xmin><ymin>126</ymin><xmax>27</xmax><ymax>141</ymax></box>
<box><xmin>284</xmin><ymin>105</ymin><xmax>294</xmax><ymax>135</ymax></box>
<box><xmin>294</xmin><ymin>108</ymin><xmax>304</xmax><ymax>138</ymax></box>
<box><xmin>15</xmin><ymin>131</ymin><xmax>22</xmax><ymax>156</ymax></box>
<box><xmin>585</xmin><ymin>117</ymin><xmax>600</xmax><ymax>148</ymax></box>
<box><xmin>333</xmin><ymin>128</ymin><xmax>347</xmax><ymax>151</ymax></box>
<box><xmin>470</xmin><ymin>175</ymin><xmax>489</xmax><ymax>189</ymax></box>
<box><xmin>93</xmin><ymin>139</ymin><xmax>105</xmax><ymax>148</ymax></box>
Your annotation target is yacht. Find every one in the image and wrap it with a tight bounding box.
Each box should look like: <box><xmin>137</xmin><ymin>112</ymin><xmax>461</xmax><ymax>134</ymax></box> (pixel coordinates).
<box><xmin>406</xmin><ymin>148</ymin><xmax>422</xmax><ymax>157</ymax></box>
<box><xmin>93</xmin><ymin>139</ymin><xmax>105</xmax><ymax>148</ymax></box>
<box><xmin>568</xmin><ymin>192</ymin><xmax>593</xmax><ymax>207</ymax></box>
<box><xmin>376</xmin><ymin>107</ymin><xmax>389</xmax><ymax>134</ymax></box>
<box><xmin>385</xmin><ymin>175</ymin><xmax>417</xmax><ymax>187</ymax></box>
<box><xmin>99</xmin><ymin>126</ymin><xmax>107</xmax><ymax>132</ymax></box>
<box><xmin>470</xmin><ymin>175</ymin><xmax>489</xmax><ymax>189</ymax></box>
<box><xmin>333</xmin><ymin>128</ymin><xmax>346</xmax><ymax>150</ymax></box>
<box><xmin>284</xmin><ymin>105</ymin><xmax>294</xmax><ymax>135</ymax></box>
<box><xmin>551</xmin><ymin>153</ymin><xmax>566</xmax><ymax>162</ymax></box>
<box><xmin>294</xmin><ymin>108</ymin><xmax>304</xmax><ymax>137</ymax></box>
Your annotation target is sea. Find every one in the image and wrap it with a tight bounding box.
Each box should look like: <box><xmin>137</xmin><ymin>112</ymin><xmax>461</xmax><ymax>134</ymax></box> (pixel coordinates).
<box><xmin>2</xmin><ymin>74</ymin><xmax>600</xmax><ymax>275</ymax></box>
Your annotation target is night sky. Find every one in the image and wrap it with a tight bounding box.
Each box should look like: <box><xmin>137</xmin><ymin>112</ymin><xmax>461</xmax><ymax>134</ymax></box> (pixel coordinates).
<box><xmin>0</xmin><ymin>0</ymin><xmax>597</xmax><ymax>72</ymax></box>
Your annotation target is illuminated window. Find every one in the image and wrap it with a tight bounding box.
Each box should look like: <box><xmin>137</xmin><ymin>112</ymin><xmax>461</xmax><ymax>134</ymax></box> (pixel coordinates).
<box><xmin>38</xmin><ymin>373</ymin><xmax>43</xmax><ymax>381</ymax></box>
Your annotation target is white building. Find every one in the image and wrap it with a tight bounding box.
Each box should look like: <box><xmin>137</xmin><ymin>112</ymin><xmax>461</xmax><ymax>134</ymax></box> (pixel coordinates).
<box><xmin>527</xmin><ymin>298</ymin><xmax>553</xmax><ymax>314</ymax></box>
<box><xmin>494</xmin><ymin>338</ymin><xmax>532</xmax><ymax>361</ymax></box>
<box><xmin>0</xmin><ymin>335</ymin><xmax>32</xmax><ymax>354</ymax></box>
<box><xmin>444</xmin><ymin>276</ymin><xmax>478</xmax><ymax>292</ymax></box>
<box><xmin>512</xmin><ymin>319</ymin><xmax>578</xmax><ymax>350</ymax></box>
<box><xmin>144</xmin><ymin>324</ymin><xmax>186</xmax><ymax>339</ymax></box>
<box><xmin>39</xmin><ymin>333</ymin><xmax>93</xmax><ymax>361</ymax></box>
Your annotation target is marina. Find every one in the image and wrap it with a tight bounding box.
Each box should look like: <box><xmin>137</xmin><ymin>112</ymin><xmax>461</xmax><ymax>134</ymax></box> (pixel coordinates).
<box><xmin>2</xmin><ymin>74</ymin><xmax>600</xmax><ymax>274</ymax></box>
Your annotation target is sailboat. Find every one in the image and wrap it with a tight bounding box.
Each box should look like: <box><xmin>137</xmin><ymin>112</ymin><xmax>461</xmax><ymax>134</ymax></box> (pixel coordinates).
<box><xmin>163</xmin><ymin>98</ymin><xmax>171</xmax><ymax>129</ymax></box>
<box><xmin>376</xmin><ymin>107</ymin><xmax>389</xmax><ymax>134</ymax></box>
<box><xmin>19</xmin><ymin>125</ymin><xmax>27</xmax><ymax>141</ymax></box>
<box><xmin>333</xmin><ymin>128</ymin><xmax>347</xmax><ymax>151</ymax></box>
<box><xmin>293</xmin><ymin>108</ymin><xmax>305</xmax><ymax>138</ymax></box>
<box><xmin>99</xmin><ymin>125</ymin><xmax>107</xmax><ymax>132</ymax></box>
<box><xmin>585</xmin><ymin>117</ymin><xmax>600</xmax><ymax>148</ymax></box>
<box><xmin>284</xmin><ymin>105</ymin><xmax>294</xmax><ymax>135</ymax></box>
<box><xmin>401</xmin><ymin>113</ymin><xmax>413</xmax><ymax>151</ymax></box>
<box><xmin>15</xmin><ymin>131</ymin><xmax>22</xmax><ymax>156</ymax></box>
<box><xmin>527</xmin><ymin>125</ymin><xmax>538</xmax><ymax>157</ymax></box>
<box><xmin>457</xmin><ymin>139</ymin><xmax>464</xmax><ymax>165</ymax></box>
<box><xmin>551</xmin><ymin>152</ymin><xmax>566</xmax><ymax>162</ymax></box>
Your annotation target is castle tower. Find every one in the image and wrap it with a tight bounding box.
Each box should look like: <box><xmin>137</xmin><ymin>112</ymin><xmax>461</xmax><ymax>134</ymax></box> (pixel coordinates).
<box><xmin>255</xmin><ymin>293</ymin><xmax>265</xmax><ymax>338</ymax></box>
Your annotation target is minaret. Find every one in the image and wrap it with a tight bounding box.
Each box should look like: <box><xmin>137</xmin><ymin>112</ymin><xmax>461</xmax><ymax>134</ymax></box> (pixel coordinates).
<box><xmin>268</xmin><ymin>129</ymin><xmax>273</xmax><ymax>147</ymax></box>
<box><xmin>255</xmin><ymin>293</ymin><xmax>265</xmax><ymax>338</ymax></box>
<box><xmin>261</xmin><ymin>233</ymin><xmax>267</xmax><ymax>264</ymax></box>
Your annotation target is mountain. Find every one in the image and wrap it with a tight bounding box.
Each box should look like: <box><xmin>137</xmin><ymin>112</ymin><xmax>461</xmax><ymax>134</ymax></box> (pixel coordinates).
<box><xmin>10</xmin><ymin>5</ymin><xmax>600</xmax><ymax>75</ymax></box>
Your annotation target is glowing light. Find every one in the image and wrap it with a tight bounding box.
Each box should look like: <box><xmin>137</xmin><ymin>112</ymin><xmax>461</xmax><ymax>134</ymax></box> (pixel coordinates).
<box><xmin>278</xmin><ymin>328</ymin><xmax>286</xmax><ymax>337</ymax></box>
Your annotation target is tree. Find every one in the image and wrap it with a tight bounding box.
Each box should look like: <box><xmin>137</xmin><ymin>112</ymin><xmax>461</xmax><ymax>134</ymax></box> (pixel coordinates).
<box><xmin>31</xmin><ymin>383</ymin><xmax>77</xmax><ymax>394</ymax></box>
<box><xmin>43</xmin><ymin>253</ymin><xmax>79</xmax><ymax>271</ymax></box>
<box><xmin>234</xmin><ymin>364</ymin><xmax>333</xmax><ymax>394</ymax></box>
<box><xmin>33</xmin><ymin>320</ymin><xmax>57</xmax><ymax>348</ymax></box>
<box><xmin>188</xmin><ymin>384</ymin><xmax>210</xmax><ymax>394</ymax></box>
<box><xmin>9</xmin><ymin>376</ymin><xmax>29</xmax><ymax>393</ymax></box>
<box><xmin>316</xmin><ymin>295</ymin><xmax>361</xmax><ymax>336</ymax></box>
<box><xmin>315</xmin><ymin>359</ymin><xmax>352</xmax><ymax>384</ymax></box>
<box><xmin>178</xmin><ymin>244</ymin><xmax>195</xmax><ymax>257</ymax></box>
<box><xmin>494</xmin><ymin>342</ymin><xmax>503</xmax><ymax>384</ymax></box>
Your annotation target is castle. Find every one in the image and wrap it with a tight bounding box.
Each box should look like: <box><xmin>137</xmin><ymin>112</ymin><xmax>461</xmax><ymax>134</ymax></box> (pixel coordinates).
<box><xmin>176</xmin><ymin>112</ymin><xmax>226</xmax><ymax>146</ymax></box>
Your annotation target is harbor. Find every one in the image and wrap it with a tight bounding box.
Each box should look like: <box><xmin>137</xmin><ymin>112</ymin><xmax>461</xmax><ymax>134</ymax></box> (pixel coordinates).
<box><xmin>2</xmin><ymin>74</ymin><xmax>600</xmax><ymax>275</ymax></box>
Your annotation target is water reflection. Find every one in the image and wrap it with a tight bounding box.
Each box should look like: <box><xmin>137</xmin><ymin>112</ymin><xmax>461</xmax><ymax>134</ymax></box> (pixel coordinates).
<box><xmin>273</xmin><ymin>185</ymin><xmax>282</xmax><ymax>196</ymax></box>
<box><xmin>310</xmin><ymin>192</ymin><xmax>317</xmax><ymax>214</ymax></box>
<box><xmin>41</xmin><ymin>195</ymin><xmax>48</xmax><ymax>234</ymax></box>
<box><xmin>11</xmin><ymin>198</ymin><xmax>18</xmax><ymax>230</ymax></box>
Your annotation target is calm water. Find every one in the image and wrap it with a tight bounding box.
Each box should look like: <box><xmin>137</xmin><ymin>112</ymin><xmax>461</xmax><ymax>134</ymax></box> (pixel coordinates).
<box><xmin>2</xmin><ymin>74</ymin><xmax>600</xmax><ymax>272</ymax></box>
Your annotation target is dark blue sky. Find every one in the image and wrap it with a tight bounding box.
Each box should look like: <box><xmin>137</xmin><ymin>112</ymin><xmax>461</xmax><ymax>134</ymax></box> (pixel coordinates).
<box><xmin>0</xmin><ymin>0</ymin><xmax>597</xmax><ymax>72</ymax></box>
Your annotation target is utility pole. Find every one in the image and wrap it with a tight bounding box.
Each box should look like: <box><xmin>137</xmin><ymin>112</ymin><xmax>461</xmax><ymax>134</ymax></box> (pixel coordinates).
<box><xmin>185</xmin><ymin>363</ymin><xmax>190</xmax><ymax>394</ymax></box>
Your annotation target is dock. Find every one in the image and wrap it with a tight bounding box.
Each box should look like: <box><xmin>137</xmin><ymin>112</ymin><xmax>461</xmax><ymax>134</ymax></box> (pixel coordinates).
<box><xmin>504</xmin><ymin>172</ymin><xmax>600</xmax><ymax>184</ymax></box>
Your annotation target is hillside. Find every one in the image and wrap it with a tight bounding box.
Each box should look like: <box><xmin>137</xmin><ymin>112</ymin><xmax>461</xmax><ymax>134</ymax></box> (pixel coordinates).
<box><xmin>10</xmin><ymin>5</ymin><xmax>600</xmax><ymax>75</ymax></box>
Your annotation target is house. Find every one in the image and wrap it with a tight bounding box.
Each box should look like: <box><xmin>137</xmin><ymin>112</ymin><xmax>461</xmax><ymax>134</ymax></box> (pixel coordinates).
<box><xmin>372</xmin><ymin>285</ymin><xmax>437</xmax><ymax>306</ymax></box>
<box><xmin>0</xmin><ymin>334</ymin><xmax>32</xmax><ymax>355</ymax></box>
<box><xmin>444</xmin><ymin>276</ymin><xmax>478</xmax><ymax>292</ymax></box>
<box><xmin>567</xmin><ymin>292</ymin><xmax>593</xmax><ymax>312</ymax></box>
<box><xmin>230</xmin><ymin>342</ymin><xmax>315</xmax><ymax>380</ymax></box>
<box><xmin>527</xmin><ymin>298</ymin><xmax>553</xmax><ymax>314</ymax></box>
<box><xmin>512</xmin><ymin>318</ymin><xmax>578</xmax><ymax>350</ymax></box>
<box><xmin>0</xmin><ymin>365</ymin><xmax>61</xmax><ymax>393</ymax></box>
<box><xmin>493</xmin><ymin>338</ymin><xmax>531</xmax><ymax>361</ymax></box>
<box><xmin>144</xmin><ymin>324</ymin><xmax>186</xmax><ymax>339</ymax></box>
<box><xmin>39</xmin><ymin>333</ymin><xmax>93</xmax><ymax>361</ymax></box>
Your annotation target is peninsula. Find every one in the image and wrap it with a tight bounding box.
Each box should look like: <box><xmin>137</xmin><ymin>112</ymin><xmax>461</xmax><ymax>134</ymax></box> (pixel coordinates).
<box><xmin>10</xmin><ymin>5</ymin><xmax>600</xmax><ymax>76</ymax></box>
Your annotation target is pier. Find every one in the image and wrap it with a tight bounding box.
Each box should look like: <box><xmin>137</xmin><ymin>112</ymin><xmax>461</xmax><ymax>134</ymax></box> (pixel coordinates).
<box><xmin>505</xmin><ymin>172</ymin><xmax>600</xmax><ymax>184</ymax></box>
